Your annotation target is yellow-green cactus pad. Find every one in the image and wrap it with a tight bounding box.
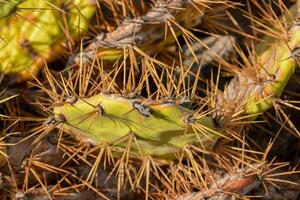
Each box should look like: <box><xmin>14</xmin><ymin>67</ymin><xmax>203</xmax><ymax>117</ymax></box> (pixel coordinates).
<box><xmin>0</xmin><ymin>0</ymin><xmax>26</xmax><ymax>18</ymax></box>
<box><xmin>53</xmin><ymin>94</ymin><xmax>219</xmax><ymax>158</ymax></box>
<box><xmin>0</xmin><ymin>0</ymin><xmax>96</xmax><ymax>82</ymax></box>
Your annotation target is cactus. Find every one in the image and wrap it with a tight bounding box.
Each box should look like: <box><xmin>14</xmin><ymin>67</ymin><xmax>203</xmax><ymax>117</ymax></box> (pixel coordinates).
<box><xmin>53</xmin><ymin>1</ymin><xmax>300</xmax><ymax>158</ymax></box>
<box><xmin>67</xmin><ymin>0</ymin><xmax>232</xmax><ymax>65</ymax></box>
<box><xmin>53</xmin><ymin>93</ymin><xmax>219</xmax><ymax>158</ymax></box>
<box><xmin>1</xmin><ymin>0</ymin><xmax>300</xmax><ymax>199</ymax></box>
<box><xmin>0</xmin><ymin>0</ymin><xmax>96</xmax><ymax>82</ymax></box>
<box><xmin>216</xmin><ymin>2</ymin><xmax>300</xmax><ymax>122</ymax></box>
<box><xmin>0</xmin><ymin>0</ymin><xmax>26</xmax><ymax>18</ymax></box>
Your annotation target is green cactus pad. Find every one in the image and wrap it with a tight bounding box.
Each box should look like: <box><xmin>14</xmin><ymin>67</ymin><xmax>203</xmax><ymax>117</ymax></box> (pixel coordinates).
<box><xmin>0</xmin><ymin>0</ymin><xmax>26</xmax><ymax>18</ymax></box>
<box><xmin>53</xmin><ymin>94</ymin><xmax>219</xmax><ymax>158</ymax></box>
<box><xmin>0</xmin><ymin>0</ymin><xmax>96</xmax><ymax>82</ymax></box>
